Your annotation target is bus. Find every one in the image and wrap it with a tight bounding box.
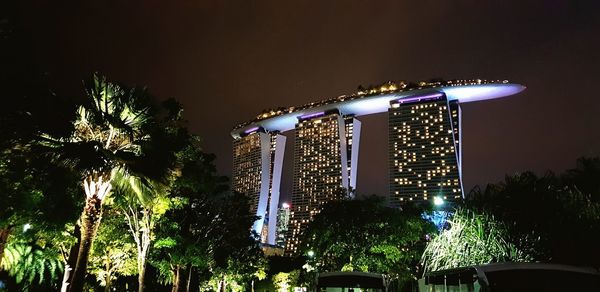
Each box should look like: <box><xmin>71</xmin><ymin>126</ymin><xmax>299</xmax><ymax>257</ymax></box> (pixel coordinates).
<box><xmin>316</xmin><ymin>272</ymin><xmax>387</xmax><ymax>292</ymax></box>
<box><xmin>418</xmin><ymin>262</ymin><xmax>600</xmax><ymax>291</ymax></box>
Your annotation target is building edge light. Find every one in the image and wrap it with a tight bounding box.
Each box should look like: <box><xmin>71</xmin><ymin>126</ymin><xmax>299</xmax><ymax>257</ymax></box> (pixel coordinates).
<box><xmin>244</xmin><ymin>126</ymin><xmax>260</xmax><ymax>134</ymax></box>
<box><xmin>391</xmin><ymin>92</ymin><xmax>445</xmax><ymax>105</ymax></box>
<box><xmin>298</xmin><ymin>111</ymin><xmax>325</xmax><ymax>121</ymax></box>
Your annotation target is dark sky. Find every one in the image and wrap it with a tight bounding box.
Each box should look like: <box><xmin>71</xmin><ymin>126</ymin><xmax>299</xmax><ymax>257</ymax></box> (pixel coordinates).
<box><xmin>11</xmin><ymin>0</ymin><xmax>600</xmax><ymax>197</ymax></box>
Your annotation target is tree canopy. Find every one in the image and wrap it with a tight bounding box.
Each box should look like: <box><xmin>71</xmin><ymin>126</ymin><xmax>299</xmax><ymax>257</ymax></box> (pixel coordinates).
<box><xmin>301</xmin><ymin>196</ymin><xmax>435</xmax><ymax>282</ymax></box>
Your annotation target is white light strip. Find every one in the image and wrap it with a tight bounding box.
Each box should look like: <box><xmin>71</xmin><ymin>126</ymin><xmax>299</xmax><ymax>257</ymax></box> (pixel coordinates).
<box><xmin>267</xmin><ymin>134</ymin><xmax>286</xmax><ymax>245</ymax></box>
<box><xmin>349</xmin><ymin>118</ymin><xmax>361</xmax><ymax>198</ymax></box>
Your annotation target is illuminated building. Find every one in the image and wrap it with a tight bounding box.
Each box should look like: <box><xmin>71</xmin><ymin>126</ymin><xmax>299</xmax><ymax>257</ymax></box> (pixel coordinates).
<box><xmin>276</xmin><ymin>203</ymin><xmax>291</xmax><ymax>247</ymax></box>
<box><xmin>232</xmin><ymin>128</ymin><xmax>286</xmax><ymax>244</ymax></box>
<box><xmin>345</xmin><ymin>115</ymin><xmax>362</xmax><ymax>196</ymax></box>
<box><xmin>231</xmin><ymin>79</ymin><xmax>525</xmax><ymax>256</ymax></box>
<box><xmin>388</xmin><ymin>93</ymin><xmax>463</xmax><ymax>205</ymax></box>
<box><xmin>284</xmin><ymin>110</ymin><xmax>361</xmax><ymax>255</ymax></box>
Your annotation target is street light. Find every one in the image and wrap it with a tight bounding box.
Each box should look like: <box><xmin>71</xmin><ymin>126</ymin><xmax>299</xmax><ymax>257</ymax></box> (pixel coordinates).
<box><xmin>433</xmin><ymin>196</ymin><xmax>444</xmax><ymax>206</ymax></box>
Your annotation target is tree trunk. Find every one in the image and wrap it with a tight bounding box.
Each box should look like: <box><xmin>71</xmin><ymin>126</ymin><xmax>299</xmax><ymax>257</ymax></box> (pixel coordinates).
<box><xmin>125</xmin><ymin>205</ymin><xmax>153</xmax><ymax>292</ymax></box>
<box><xmin>68</xmin><ymin>196</ymin><xmax>103</xmax><ymax>292</ymax></box>
<box><xmin>104</xmin><ymin>255</ymin><xmax>113</xmax><ymax>292</ymax></box>
<box><xmin>0</xmin><ymin>227</ymin><xmax>12</xmax><ymax>267</ymax></box>
<box><xmin>138</xmin><ymin>264</ymin><xmax>146</xmax><ymax>292</ymax></box>
<box><xmin>61</xmin><ymin>224</ymin><xmax>81</xmax><ymax>292</ymax></box>
<box><xmin>104</xmin><ymin>274</ymin><xmax>112</xmax><ymax>292</ymax></box>
<box><xmin>61</xmin><ymin>265</ymin><xmax>72</xmax><ymax>292</ymax></box>
<box><xmin>171</xmin><ymin>265</ymin><xmax>181</xmax><ymax>292</ymax></box>
<box><xmin>219</xmin><ymin>278</ymin><xmax>226</xmax><ymax>292</ymax></box>
<box><xmin>137</xmin><ymin>230</ymin><xmax>150</xmax><ymax>292</ymax></box>
<box><xmin>185</xmin><ymin>265</ymin><xmax>192</xmax><ymax>292</ymax></box>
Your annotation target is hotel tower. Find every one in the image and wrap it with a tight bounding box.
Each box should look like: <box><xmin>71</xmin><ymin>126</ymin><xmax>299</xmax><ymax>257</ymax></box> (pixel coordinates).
<box><xmin>230</xmin><ymin>79</ymin><xmax>525</xmax><ymax>256</ymax></box>
<box><xmin>232</xmin><ymin>128</ymin><xmax>286</xmax><ymax>245</ymax></box>
<box><xmin>285</xmin><ymin>110</ymin><xmax>361</xmax><ymax>255</ymax></box>
<box><xmin>388</xmin><ymin>93</ymin><xmax>463</xmax><ymax>205</ymax></box>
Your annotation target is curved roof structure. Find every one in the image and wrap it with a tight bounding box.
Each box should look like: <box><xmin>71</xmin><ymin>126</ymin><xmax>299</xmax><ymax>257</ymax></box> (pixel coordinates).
<box><xmin>231</xmin><ymin>80</ymin><xmax>525</xmax><ymax>138</ymax></box>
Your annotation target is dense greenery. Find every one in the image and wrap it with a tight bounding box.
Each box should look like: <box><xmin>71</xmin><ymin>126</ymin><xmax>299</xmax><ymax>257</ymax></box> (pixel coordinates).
<box><xmin>0</xmin><ymin>72</ymin><xmax>263</xmax><ymax>291</ymax></box>
<box><xmin>466</xmin><ymin>166</ymin><xmax>600</xmax><ymax>267</ymax></box>
<box><xmin>423</xmin><ymin>162</ymin><xmax>600</xmax><ymax>273</ymax></box>
<box><xmin>300</xmin><ymin>196</ymin><xmax>436</xmax><ymax>283</ymax></box>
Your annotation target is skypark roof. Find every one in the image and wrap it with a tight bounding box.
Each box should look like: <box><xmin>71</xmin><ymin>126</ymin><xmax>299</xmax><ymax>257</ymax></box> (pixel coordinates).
<box><xmin>231</xmin><ymin>81</ymin><xmax>525</xmax><ymax>138</ymax></box>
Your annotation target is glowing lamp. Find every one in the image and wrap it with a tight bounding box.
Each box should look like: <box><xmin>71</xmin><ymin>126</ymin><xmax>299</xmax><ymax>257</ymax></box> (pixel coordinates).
<box><xmin>433</xmin><ymin>196</ymin><xmax>445</xmax><ymax>206</ymax></box>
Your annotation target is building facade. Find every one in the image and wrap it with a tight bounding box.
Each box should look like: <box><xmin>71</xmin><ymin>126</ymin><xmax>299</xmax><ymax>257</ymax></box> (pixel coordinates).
<box><xmin>285</xmin><ymin>111</ymin><xmax>361</xmax><ymax>255</ymax></box>
<box><xmin>388</xmin><ymin>93</ymin><xmax>463</xmax><ymax>205</ymax></box>
<box><xmin>276</xmin><ymin>203</ymin><xmax>291</xmax><ymax>248</ymax></box>
<box><xmin>232</xmin><ymin>128</ymin><xmax>286</xmax><ymax>244</ymax></box>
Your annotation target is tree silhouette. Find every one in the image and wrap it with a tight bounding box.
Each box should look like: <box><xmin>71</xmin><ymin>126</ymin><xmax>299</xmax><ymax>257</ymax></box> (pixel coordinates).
<box><xmin>466</xmin><ymin>169</ymin><xmax>600</xmax><ymax>267</ymax></box>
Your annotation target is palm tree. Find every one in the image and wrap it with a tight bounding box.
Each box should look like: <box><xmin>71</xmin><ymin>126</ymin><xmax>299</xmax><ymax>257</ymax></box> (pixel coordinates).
<box><xmin>38</xmin><ymin>74</ymin><xmax>154</xmax><ymax>292</ymax></box>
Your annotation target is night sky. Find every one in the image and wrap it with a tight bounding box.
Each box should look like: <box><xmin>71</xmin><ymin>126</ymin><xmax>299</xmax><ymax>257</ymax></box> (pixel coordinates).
<box><xmin>10</xmin><ymin>1</ymin><xmax>600</xmax><ymax>198</ymax></box>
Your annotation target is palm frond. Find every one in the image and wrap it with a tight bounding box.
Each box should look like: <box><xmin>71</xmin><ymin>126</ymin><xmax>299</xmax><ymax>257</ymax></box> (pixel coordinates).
<box><xmin>111</xmin><ymin>167</ymin><xmax>165</xmax><ymax>206</ymax></box>
<box><xmin>1</xmin><ymin>241</ymin><xmax>63</xmax><ymax>285</ymax></box>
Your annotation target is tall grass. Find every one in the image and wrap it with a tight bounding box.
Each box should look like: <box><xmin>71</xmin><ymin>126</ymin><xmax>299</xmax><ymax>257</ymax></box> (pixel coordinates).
<box><xmin>421</xmin><ymin>208</ymin><xmax>532</xmax><ymax>273</ymax></box>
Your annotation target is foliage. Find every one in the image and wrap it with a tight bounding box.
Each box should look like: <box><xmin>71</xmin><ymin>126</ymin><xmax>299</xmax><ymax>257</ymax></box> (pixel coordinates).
<box><xmin>301</xmin><ymin>196</ymin><xmax>435</xmax><ymax>282</ymax></box>
<box><xmin>466</xmin><ymin>170</ymin><xmax>600</xmax><ymax>267</ymax></box>
<box><xmin>207</xmin><ymin>192</ymin><xmax>265</xmax><ymax>291</ymax></box>
<box><xmin>421</xmin><ymin>208</ymin><xmax>533</xmax><ymax>273</ymax></box>
<box><xmin>151</xmin><ymin>148</ymin><xmax>225</xmax><ymax>286</ymax></box>
<box><xmin>32</xmin><ymin>74</ymin><xmax>187</xmax><ymax>292</ymax></box>
<box><xmin>101</xmin><ymin>97</ymin><xmax>190</xmax><ymax>292</ymax></box>
<box><xmin>0</xmin><ymin>142</ymin><xmax>81</xmax><ymax>258</ymax></box>
<box><xmin>1</xmin><ymin>239</ymin><xmax>64</xmax><ymax>287</ymax></box>
<box><xmin>0</xmin><ymin>147</ymin><xmax>79</xmax><ymax>288</ymax></box>
<box><xmin>88</xmin><ymin>205</ymin><xmax>137</xmax><ymax>288</ymax></box>
<box><xmin>272</xmin><ymin>270</ymin><xmax>300</xmax><ymax>292</ymax></box>
<box><xmin>37</xmin><ymin>73</ymin><xmax>155</xmax><ymax>182</ymax></box>
<box><xmin>562</xmin><ymin>157</ymin><xmax>600</xmax><ymax>202</ymax></box>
